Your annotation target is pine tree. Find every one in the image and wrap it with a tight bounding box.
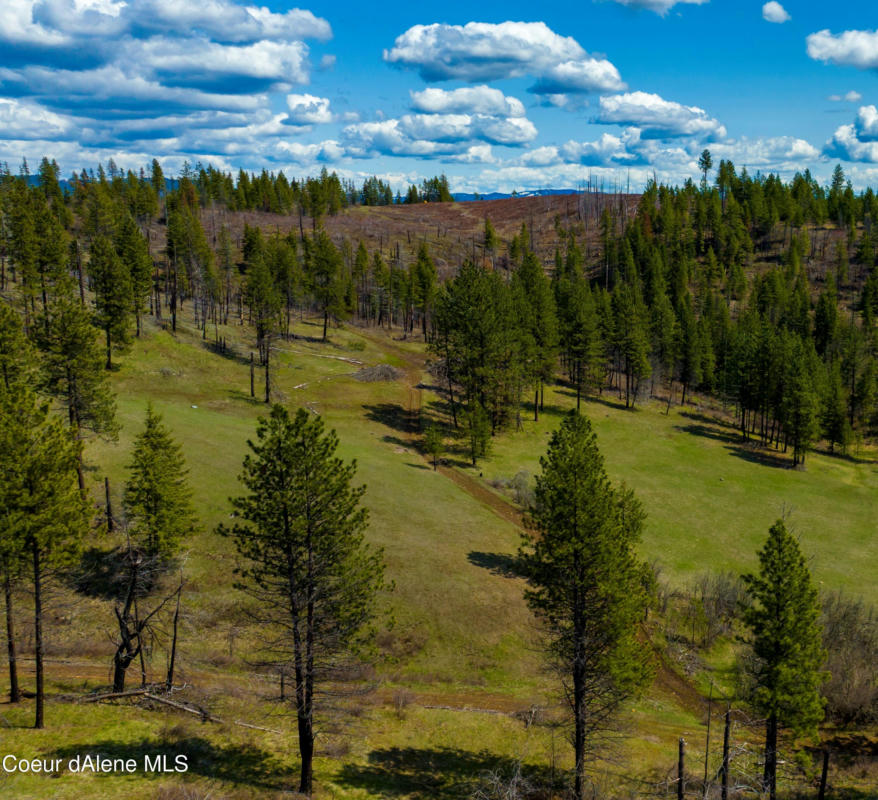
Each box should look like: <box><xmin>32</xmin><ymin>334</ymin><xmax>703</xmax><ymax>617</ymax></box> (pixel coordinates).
<box><xmin>611</xmin><ymin>283</ymin><xmax>651</xmax><ymax>408</ymax></box>
<box><xmin>89</xmin><ymin>234</ymin><xmax>132</xmax><ymax>368</ymax></box>
<box><xmin>115</xmin><ymin>214</ymin><xmax>153</xmax><ymax>336</ymax></box>
<box><xmin>821</xmin><ymin>363</ymin><xmax>850</xmax><ymax>453</ymax></box>
<box><xmin>0</xmin><ymin>384</ymin><xmax>90</xmax><ymax>728</ymax></box>
<box><xmin>513</xmin><ymin>251</ymin><xmax>558</xmax><ymax>420</ymax></box>
<box><xmin>781</xmin><ymin>341</ymin><xmax>819</xmax><ymax>466</ymax></box>
<box><xmin>36</xmin><ymin>283</ymin><xmax>117</xmax><ymax>490</ymax></box>
<box><xmin>519</xmin><ymin>411</ymin><xmax>652</xmax><ymax>799</ymax></box>
<box><xmin>245</xmin><ymin>253</ymin><xmax>282</xmax><ymax>400</ymax></box>
<box><xmin>412</xmin><ymin>242</ymin><xmax>437</xmax><ymax>341</ymax></box>
<box><xmin>305</xmin><ymin>230</ymin><xmax>344</xmax><ymax>341</ymax></box>
<box><xmin>698</xmin><ymin>149</ymin><xmax>713</xmax><ymax>188</ymax></box>
<box><xmin>423</xmin><ymin>424</ymin><xmax>444</xmax><ymax>470</ymax></box>
<box><xmin>484</xmin><ymin>217</ymin><xmax>497</xmax><ymax>265</ymax></box>
<box><xmin>0</xmin><ymin>302</ymin><xmax>33</xmax><ymax>703</ymax></box>
<box><xmin>123</xmin><ymin>405</ymin><xmax>196</xmax><ymax>560</ymax></box>
<box><xmin>221</xmin><ymin>406</ymin><xmax>386</xmax><ymax>796</ymax></box>
<box><xmin>741</xmin><ymin>519</ymin><xmax>827</xmax><ymax>800</ymax></box>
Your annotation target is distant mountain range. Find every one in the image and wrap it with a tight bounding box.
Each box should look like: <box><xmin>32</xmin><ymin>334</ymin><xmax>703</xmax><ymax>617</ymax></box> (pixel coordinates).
<box><xmin>451</xmin><ymin>188</ymin><xmax>579</xmax><ymax>202</ymax></box>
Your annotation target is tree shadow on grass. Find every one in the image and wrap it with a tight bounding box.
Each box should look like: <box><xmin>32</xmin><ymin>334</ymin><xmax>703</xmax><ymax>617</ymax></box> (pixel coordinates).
<box><xmin>228</xmin><ymin>389</ymin><xmax>266</xmax><ymax>406</ymax></box>
<box><xmin>676</xmin><ymin>423</ymin><xmax>792</xmax><ymax>469</ymax></box>
<box><xmin>363</xmin><ymin>402</ymin><xmax>417</xmax><ymax>436</ymax></box>
<box><xmin>202</xmin><ymin>339</ymin><xmax>251</xmax><ymax>366</ymax></box>
<box><xmin>467</xmin><ymin>551</ymin><xmax>524</xmax><ymax>579</ymax></box>
<box><xmin>336</xmin><ymin>747</ymin><xmax>555</xmax><ymax>799</ymax></box>
<box><xmin>727</xmin><ymin>444</ymin><xmax>791</xmax><ymax>469</ymax></box>
<box><xmin>47</xmin><ymin>736</ymin><xmax>292</xmax><ymax>790</ymax></box>
<box><xmin>675</xmin><ymin>423</ymin><xmax>739</xmax><ymax>445</ymax></box>
<box><xmin>678</xmin><ymin>409</ymin><xmax>729</xmax><ymax>427</ymax></box>
<box><xmin>554</xmin><ymin>387</ymin><xmax>631</xmax><ymax>413</ymax></box>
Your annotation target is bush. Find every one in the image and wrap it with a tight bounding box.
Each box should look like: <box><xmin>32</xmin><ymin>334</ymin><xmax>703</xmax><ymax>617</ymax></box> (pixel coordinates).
<box><xmin>821</xmin><ymin>591</ymin><xmax>878</xmax><ymax>724</ymax></box>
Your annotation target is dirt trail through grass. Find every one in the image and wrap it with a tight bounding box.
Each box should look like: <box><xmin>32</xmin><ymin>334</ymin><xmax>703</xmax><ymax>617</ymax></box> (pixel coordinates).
<box><xmin>358</xmin><ymin>326</ymin><xmax>524</xmax><ymax>529</ymax></box>
<box><xmin>356</xmin><ymin>326</ymin><xmax>707</xmax><ymax>718</ymax></box>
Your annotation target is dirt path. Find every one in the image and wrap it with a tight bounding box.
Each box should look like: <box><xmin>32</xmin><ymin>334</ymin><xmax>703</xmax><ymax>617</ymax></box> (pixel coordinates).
<box><xmin>357</xmin><ymin>326</ymin><xmax>708</xmax><ymax>720</ymax></box>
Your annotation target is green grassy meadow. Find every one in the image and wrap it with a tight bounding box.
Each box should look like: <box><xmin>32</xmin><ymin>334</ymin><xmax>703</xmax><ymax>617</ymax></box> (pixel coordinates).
<box><xmin>2</xmin><ymin>309</ymin><xmax>875</xmax><ymax>798</ymax></box>
<box><xmin>463</xmin><ymin>386</ymin><xmax>878</xmax><ymax>604</ymax></box>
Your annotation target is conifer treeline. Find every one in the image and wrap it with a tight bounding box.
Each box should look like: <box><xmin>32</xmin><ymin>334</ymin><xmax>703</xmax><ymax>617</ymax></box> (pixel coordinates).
<box><xmin>1</xmin><ymin>157</ymin><xmax>876</xmax><ymax>469</ymax></box>
<box><xmin>430</xmin><ymin>165</ymin><xmax>878</xmax><ymax>465</ymax></box>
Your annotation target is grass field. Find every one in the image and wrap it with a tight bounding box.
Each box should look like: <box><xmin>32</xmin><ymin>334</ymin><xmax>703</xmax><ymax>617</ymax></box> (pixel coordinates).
<box><xmin>1</xmin><ymin>308</ymin><xmax>875</xmax><ymax>798</ymax></box>
<box><xmin>455</xmin><ymin>385</ymin><xmax>878</xmax><ymax>604</ymax></box>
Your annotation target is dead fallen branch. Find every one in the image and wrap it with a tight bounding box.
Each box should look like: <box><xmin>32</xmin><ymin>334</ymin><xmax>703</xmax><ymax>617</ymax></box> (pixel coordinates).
<box><xmin>82</xmin><ymin>689</ymin><xmax>284</xmax><ymax>735</ymax></box>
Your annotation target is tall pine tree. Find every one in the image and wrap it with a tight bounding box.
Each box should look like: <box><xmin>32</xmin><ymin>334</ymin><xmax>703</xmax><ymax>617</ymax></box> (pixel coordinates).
<box><xmin>741</xmin><ymin>519</ymin><xmax>826</xmax><ymax>800</ymax></box>
<box><xmin>519</xmin><ymin>411</ymin><xmax>652</xmax><ymax>799</ymax></box>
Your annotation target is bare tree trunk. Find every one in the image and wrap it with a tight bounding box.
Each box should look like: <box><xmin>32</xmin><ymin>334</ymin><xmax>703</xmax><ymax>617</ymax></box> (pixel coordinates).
<box><xmin>818</xmin><ymin>750</ymin><xmax>829</xmax><ymax>800</ymax></box>
<box><xmin>105</xmin><ymin>477</ymin><xmax>114</xmax><ymax>532</ymax></box>
<box><xmin>265</xmin><ymin>344</ymin><xmax>271</xmax><ymax>404</ymax></box>
<box><xmin>763</xmin><ymin>712</ymin><xmax>777</xmax><ymax>800</ymax></box>
<box><xmin>3</xmin><ymin>568</ymin><xmax>20</xmax><ymax>703</ymax></box>
<box><xmin>32</xmin><ymin>540</ymin><xmax>44</xmax><ymax>729</ymax></box>
<box><xmin>166</xmin><ymin>584</ymin><xmax>181</xmax><ymax>692</ymax></box>
<box><xmin>678</xmin><ymin>738</ymin><xmax>685</xmax><ymax>800</ymax></box>
<box><xmin>721</xmin><ymin>707</ymin><xmax>730</xmax><ymax>800</ymax></box>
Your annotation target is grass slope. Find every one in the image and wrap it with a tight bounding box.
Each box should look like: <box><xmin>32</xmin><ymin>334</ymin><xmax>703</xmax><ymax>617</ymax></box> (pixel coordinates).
<box><xmin>464</xmin><ymin>386</ymin><xmax>877</xmax><ymax>604</ymax></box>
<box><xmin>2</xmin><ymin>309</ymin><xmax>874</xmax><ymax>798</ymax></box>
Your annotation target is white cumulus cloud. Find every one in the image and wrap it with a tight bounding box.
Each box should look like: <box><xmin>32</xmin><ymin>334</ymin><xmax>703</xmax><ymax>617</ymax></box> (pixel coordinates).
<box><xmin>286</xmin><ymin>94</ymin><xmax>333</xmax><ymax>125</ymax></box>
<box><xmin>384</xmin><ymin>21</ymin><xmax>624</xmax><ymax>97</ymax></box>
<box><xmin>854</xmin><ymin>105</ymin><xmax>878</xmax><ymax>140</ymax></box>
<box><xmin>410</xmin><ymin>86</ymin><xmax>525</xmax><ymax>118</ymax></box>
<box><xmin>708</xmin><ymin>136</ymin><xmax>820</xmax><ymax>166</ymax></box>
<box><xmin>595</xmin><ymin>92</ymin><xmax>726</xmax><ymax>139</ymax></box>
<box><xmin>822</xmin><ymin>106</ymin><xmax>878</xmax><ymax>163</ymax></box>
<box><xmin>807</xmin><ymin>29</ymin><xmax>878</xmax><ymax>69</ymax></box>
<box><xmin>761</xmin><ymin>2</ymin><xmax>790</xmax><ymax>24</ymax></box>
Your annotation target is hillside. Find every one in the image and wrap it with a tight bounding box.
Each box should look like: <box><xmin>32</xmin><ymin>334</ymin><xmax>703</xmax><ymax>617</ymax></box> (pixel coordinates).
<box><xmin>1</xmin><ymin>176</ymin><xmax>877</xmax><ymax>799</ymax></box>
<box><xmin>0</xmin><ymin>299</ymin><xmax>873</xmax><ymax>798</ymax></box>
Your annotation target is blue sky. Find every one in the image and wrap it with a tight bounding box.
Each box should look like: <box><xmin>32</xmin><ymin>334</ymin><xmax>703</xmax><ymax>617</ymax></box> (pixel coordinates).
<box><xmin>2</xmin><ymin>0</ymin><xmax>878</xmax><ymax>192</ymax></box>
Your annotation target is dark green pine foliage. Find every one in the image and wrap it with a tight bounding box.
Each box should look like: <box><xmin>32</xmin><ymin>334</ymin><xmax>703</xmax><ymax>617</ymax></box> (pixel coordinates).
<box><xmin>431</xmin><ymin>261</ymin><xmax>520</xmax><ymax>434</ymax></box>
<box><xmin>557</xmin><ymin>272</ymin><xmax>603</xmax><ymax>409</ymax></box>
<box><xmin>741</xmin><ymin>519</ymin><xmax>827</xmax><ymax>800</ymax></box>
<box><xmin>34</xmin><ymin>202</ymin><xmax>69</xmax><ymax>317</ymax></box>
<box><xmin>0</xmin><ymin>303</ymin><xmax>33</xmax><ymax>704</ymax></box>
<box><xmin>221</xmin><ymin>406</ymin><xmax>386</xmax><ymax>796</ymax></box>
<box><xmin>88</xmin><ymin>234</ymin><xmax>132</xmax><ymax>368</ymax></box>
<box><xmin>0</xmin><ymin>384</ymin><xmax>90</xmax><ymax>728</ymax></box>
<box><xmin>7</xmin><ymin>181</ymin><xmax>39</xmax><ymax>329</ymax></box>
<box><xmin>245</xmin><ymin>253</ymin><xmax>282</xmax><ymax>364</ymax></box>
<box><xmin>412</xmin><ymin>242</ymin><xmax>437</xmax><ymax>341</ymax></box>
<box><xmin>0</xmin><ymin>303</ymin><xmax>32</xmax><ymax>393</ymax></box>
<box><xmin>821</xmin><ymin>363</ymin><xmax>850</xmax><ymax>453</ymax></box>
<box><xmin>676</xmin><ymin>297</ymin><xmax>703</xmax><ymax>406</ymax></box>
<box><xmin>114</xmin><ymin>214</ymin><xmax>153</xmax><ymax>336</ymax></box>
<box><xmin>123</xmin><ymin>404</ymin><xmax>197</xmax><ymax>560</ymax></box>
<box><xmin>781</xmin><ymin>338</ymin><xmax>819</xmax><ymax>466</ymax></box>
<box><xmin>611</xmin><ymin>283</ymin><xmax>651</xmax><ymax>408</ymax></box>
<box><xmin>649</xmin><ymin>286</ymin><xmax>678</xmax><ymax>395</ymax></box>
<box><xmin>36</xmin><ymin>283</ymin><xmax>118</xmax><ymax>490</ymax></box>
<box><xmin>519</xmin><ymin>411</ymin><xmax>652</xmax><ymax>800</ymax></box>
<box><xmin>423</xmin><ymin>424</ymin><xmax>444</xmax><ymax>470</ymax></box>
<box><xmin>512</xmin><ymin>251</ymin><xmax>558</xmax><ymax>420</ymax></box>
<box><xmin>305</xmin><ymin>230</ymin><xmax>345</xmax><ymax>341</ymax></box>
